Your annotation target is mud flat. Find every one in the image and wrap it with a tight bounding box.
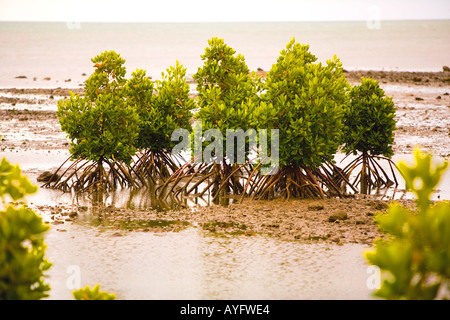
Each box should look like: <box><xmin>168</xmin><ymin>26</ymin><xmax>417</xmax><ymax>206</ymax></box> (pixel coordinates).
<box><xmin>1</xmin><ymin>70</ymin><xmax>449</xmax><ymax>243</ymax></box>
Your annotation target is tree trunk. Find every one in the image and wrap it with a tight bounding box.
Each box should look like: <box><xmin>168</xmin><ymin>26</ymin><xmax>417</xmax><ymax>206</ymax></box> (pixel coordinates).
<box><xmin>361</xmin><ymin>151</ymin><xmax>368</xmax><ymax>194</ymax></box>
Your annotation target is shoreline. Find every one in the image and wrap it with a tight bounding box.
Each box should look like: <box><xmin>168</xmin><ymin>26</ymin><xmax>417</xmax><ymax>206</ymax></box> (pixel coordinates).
<box><xmin>2</xmin><ymin>70</ymin><xmax>450</xmax><ymax>92</ymax></box>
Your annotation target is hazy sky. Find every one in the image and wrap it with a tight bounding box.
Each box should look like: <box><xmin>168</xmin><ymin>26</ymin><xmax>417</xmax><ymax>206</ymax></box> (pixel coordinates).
<box><xmin>0</xmin><ymin>0</ymin><xmax>449</xmax><ymax>22</ymax></box>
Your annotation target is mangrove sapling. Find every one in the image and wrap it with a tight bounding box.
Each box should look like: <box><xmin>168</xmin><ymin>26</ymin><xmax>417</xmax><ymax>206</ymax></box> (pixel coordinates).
<box><xmin>43</xmin><ymin>51</ymin><xmax>142</xmax><ymax>195</ymax></box>
<box><xmin>250</xmin><ymin>38</ymin><xmax>350</xmax><ymax>199</ymax></box>
<box><xmin>128</xmin><ymin>62</ymin><xmax>195</xmax><ymax>184</ymax></box>
<box><xmin>341</xmin><ymin>77</ymin><xmax>398</xmax><ymax>194</ymax></box>
<box><xmin>158</xmin><ymin>38</ymin><xmax>261</xmax><ymax>203</ymax></box>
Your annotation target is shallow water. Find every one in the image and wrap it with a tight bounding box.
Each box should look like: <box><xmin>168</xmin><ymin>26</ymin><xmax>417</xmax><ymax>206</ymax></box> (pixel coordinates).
<box><xmin>1</xmin><ymin>149</ymin><xmax>448</xmax><ymax>300</ymax></box>
<box><xmin>44</xmin><ymin>224</ymin><xmax>374</xmax><ymax>300</ymax></box>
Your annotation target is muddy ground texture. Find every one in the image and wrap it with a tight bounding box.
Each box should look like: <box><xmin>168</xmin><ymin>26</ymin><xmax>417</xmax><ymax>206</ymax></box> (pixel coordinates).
<box><xmin>1</xmin><ymin>70</ymin><xmax>449</xmax><ymax>244</ymax></box>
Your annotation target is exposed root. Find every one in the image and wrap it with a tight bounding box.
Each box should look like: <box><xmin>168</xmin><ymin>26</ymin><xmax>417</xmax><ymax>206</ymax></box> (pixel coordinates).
<box><xmin>341</xmin><ymin>152</ymin><xmax>399</xmax><ymax>194</ymax></box>
<box><xmin>156</xmin><ymin>157</ymin><xmax>248</xmax><ymax>204</ymax></box>
<box><xmin>42</xmin><ymin>156</ymin><xmax>143</xmax><ymax>193</ymax></box>
<box><xmin>131</xmin><ymin>150</ymin><xmax>184</xmax><ymax>184</ymax></box>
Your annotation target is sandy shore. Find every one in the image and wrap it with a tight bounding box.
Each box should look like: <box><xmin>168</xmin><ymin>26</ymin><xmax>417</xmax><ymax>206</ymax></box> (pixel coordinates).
<box><xmin>1</xmin><ymin>70</ymin><xmax>449</xmax><ymax>244</ymax></box>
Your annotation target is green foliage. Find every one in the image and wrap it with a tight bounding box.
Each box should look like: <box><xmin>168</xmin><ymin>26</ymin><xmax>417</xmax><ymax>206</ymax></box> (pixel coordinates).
<box><xmin>342</xmin><ymin>77</ymin><xmax>396</xmax><ymax>157</ymax></box>
<box><xmin>72</xmin><ymin>284</ymin><xmax>116</xmax><ymax>300</ymax></box>
<box><xmin>128</xmin><ymin>61</ymin><xmax>195</xmax><ymax>152</ymax></box>
<box><xmin>259</xmin><ymin>38</ymin><xmax>349</xmax><ymax>168</ymax></box>
<box><xmin>0</xmin><ymin>157</ymin><xmax>51</xmax><ymax>300</ymax></box>
<box><xmin>398</xmin><ymin>149</ymin><xmax>448</xmax><ymax>212</ymax></box>
<box><xmin>0</xmin><ymin>158</ymin><xmax>37</xmax><ymax>205</ymax></box>
<box><xmin>365</xmin><ymin>149</ymin><xmax>450</xmax><ymax>299</ymax></box>
<box><xmin>84</xmin><ymin>50</ymin><xmax>127</xmax><ymax>100</ymax></box>
<box><xmin>193</xmin><ymin>37</ymin><xmax>260</xmax><ymax>162</ymax></box>
<box><xmin>58</xmin><ymin>93</ymin><xmax>140</xmax><ymax>165</ymax></box>
<box><xmin>57</xmin><ymin>51</ymin><xmax>141</xmax><ymax>166</ymax></box>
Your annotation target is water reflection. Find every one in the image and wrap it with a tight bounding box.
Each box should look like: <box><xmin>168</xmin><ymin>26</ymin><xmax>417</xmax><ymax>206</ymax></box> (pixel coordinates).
<box><xmin>44</xmin><ymin>225</ymin><xmax>374</xmax><ymax>300</ymax></box>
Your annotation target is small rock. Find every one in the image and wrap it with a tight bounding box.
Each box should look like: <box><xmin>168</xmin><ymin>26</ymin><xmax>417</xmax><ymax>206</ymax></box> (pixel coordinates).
<box><xmin>415</xmin><ymin>97</ymin><xmax>424</xmax><ymax>101</ymax></box>
<box><xmin>436</xmin><ymin>96</ymin><xmax>441</xmax><ymax>100</ymax></box>
<box><xmin>328</xmin><ymin>210</ymin><xmax>348</xmax><ymax>222</ymax></box>
<box><xmin>443</xmin><ymin>66</ymin><xmax>450</xmax><ymax>72</ymax></box>
<box><xmin>68</xmin><ymin>211</ymin><xmax>78</xmax><ymax>218</ymax></box>
<box><xmin>15</xmin><ymin>75</ymin><xmax>27</xmax><ymax>79</ymax></box>
<box><xmin>307</xmin><ymin>201</ymin><xmax>324</xmax><ymax>211</ymax></box>
<box><xmin>37</xmin><ymin>171</ymin><xmax>59</xmax><ymax>182</ymax></box>
<box><xmin>43</xmin><ymin>77</ymin><xmax>51</xmax><ymax>81</ymax></box>
<box><xmin>368</xmin><ymin>201</ymin><xmax>388</xmax><ymax>211</ymax></box>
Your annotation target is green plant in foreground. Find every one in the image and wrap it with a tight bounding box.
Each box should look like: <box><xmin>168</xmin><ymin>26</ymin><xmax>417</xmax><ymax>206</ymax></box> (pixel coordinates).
<box><xmin>72</xmin><ymin>284</ymin><xmax>116</xmax><ymax>300</ymax></box>
<box><xmin>365</xmin><ymin>149</ymin><xmax>450</xmax><ymax>299</ymax></box>
<box><xmin>1</xmin><ymin>147</ymin><xmax>116</xmax><ymax>300</ymax></box>
<box><xmin>0</xmin><ymin>157</ymin><xmax>51</xmax><ymax>300</ymax></box>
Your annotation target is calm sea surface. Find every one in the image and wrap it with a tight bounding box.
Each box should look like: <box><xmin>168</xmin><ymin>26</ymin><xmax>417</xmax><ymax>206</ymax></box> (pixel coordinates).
<box><xmin>0</xmin><ymin>20</ymin><xmax>449</xmax><ymax>87</ymax></box>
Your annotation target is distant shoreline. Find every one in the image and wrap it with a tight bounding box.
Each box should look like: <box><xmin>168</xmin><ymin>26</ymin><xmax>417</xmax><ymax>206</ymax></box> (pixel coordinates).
<box><xmin>1</xmin><ymin>70</ymin><xmax>449</xmax><ymax>93</ymax></box>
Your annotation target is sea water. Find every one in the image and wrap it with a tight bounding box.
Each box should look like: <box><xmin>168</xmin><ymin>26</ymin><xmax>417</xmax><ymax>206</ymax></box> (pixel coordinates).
<box><xmin>0</xmin><ymin>20</ymin><xmax>449</xmax><ymax>88</ymax></box>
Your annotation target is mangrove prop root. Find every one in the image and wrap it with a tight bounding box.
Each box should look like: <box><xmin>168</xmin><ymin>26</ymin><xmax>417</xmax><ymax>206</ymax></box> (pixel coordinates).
<box><xmin>42</xmin><ymin>156</ymin><xmax>143</xmax><ymax>193</ymax></box>
<box><xmin>132</xmin><ymin>150</ymin><xmax>183</xmax><ymax>183</ymax></box>
<box><xmin>341</xmin><ymin>152</ymin><xmax>399</xmax><ymax>194</ymax></box>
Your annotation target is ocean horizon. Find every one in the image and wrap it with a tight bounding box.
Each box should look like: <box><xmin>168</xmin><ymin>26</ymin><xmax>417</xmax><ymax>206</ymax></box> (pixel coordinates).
<box><xmin>0</xmin><ymin>20</ymin><xmax>449</xmax><ymax>88</ymax></box>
